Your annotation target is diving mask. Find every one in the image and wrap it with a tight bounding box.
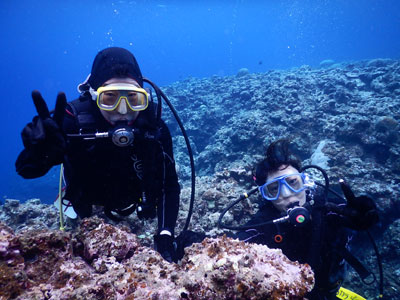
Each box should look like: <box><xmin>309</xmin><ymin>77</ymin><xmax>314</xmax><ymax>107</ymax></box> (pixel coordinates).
<box><xmin>94</xmin><ymin>83</ymin><xmax>149</xmax><ymax>112</ymax></box>
<box><xmin>259</xmin><ymin>173</ymin><xmax>306</xmax><ymax>201</ymax></box>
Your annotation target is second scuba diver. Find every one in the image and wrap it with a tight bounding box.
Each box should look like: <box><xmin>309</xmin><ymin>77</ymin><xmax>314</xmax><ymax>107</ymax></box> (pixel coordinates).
<box><xmin>232</xmin><ymin>139</ymin><xmax>379</xmax><ymax>299</ymax></box>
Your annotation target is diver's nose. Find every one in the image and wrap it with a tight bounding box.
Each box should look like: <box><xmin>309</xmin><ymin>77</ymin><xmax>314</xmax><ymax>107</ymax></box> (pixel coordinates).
<box><xmin>117</xmin><ymin>98</ymin><xmax>128</xmax><ymax>114</ymax></box>
<box><xmin>280</xmin><ymin>184</ymin><xmax>294</xmax><ymax>198</ymax></box>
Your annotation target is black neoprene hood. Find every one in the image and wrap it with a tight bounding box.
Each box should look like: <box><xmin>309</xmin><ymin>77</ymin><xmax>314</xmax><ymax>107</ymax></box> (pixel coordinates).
<box><xmin>88</xmin><ymin>47</ymin><xmax>144</xmax><ymax>89</ymax></box>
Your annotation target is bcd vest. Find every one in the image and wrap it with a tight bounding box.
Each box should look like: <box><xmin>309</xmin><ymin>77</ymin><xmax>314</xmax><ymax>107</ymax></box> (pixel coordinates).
<box><xmin>63</xmin><ymin>96</ymin><xmax>164</xmax><ymax>221</ymax></box>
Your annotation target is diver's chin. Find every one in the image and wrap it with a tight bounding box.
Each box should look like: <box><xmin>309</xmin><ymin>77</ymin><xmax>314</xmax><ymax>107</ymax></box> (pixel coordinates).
<box><xmin>286</xmin><ymin>201</ymin><xmax>302</xmax><ymax>210</ymax></box>
<box><xmin>109</xmin><ymin>118</ymin><xmax>132</xmax><ymax>126</ymax></box>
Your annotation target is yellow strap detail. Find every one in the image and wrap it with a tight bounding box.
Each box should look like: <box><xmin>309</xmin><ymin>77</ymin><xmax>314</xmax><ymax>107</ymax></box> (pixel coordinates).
<box><xmin>336</xmin><ymin>287</ymin><xmax>366</xmax><ymax>300</ymax></box>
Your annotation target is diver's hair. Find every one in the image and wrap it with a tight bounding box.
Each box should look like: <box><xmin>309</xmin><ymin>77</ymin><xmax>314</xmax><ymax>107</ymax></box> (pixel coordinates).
<box><xmin>254</xmin><ymin>139</ymin><xmax>302</xmax><ymax>186</ymax></box>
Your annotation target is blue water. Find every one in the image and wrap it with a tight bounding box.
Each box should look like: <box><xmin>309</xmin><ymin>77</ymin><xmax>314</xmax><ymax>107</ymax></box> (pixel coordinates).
<box><xmin>1</xmin><ymin>0</ymin><xmax>399</xmax><ymax>203</ymax></box>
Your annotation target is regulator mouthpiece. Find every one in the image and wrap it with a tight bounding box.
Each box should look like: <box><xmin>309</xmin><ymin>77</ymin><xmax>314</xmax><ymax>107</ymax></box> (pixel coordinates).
<box><xmin>111</xmin><ymin>122</ymin><xmax>134</xmax><ymax>147</ymax></box>
<box><xmin>273</xmin><ymin>206</ymin><xmax>310</xmax><ymax>226</ymax></box>
<box><xmin>288</xmin><ymin>206</ymin><xmax>310</xmax><ymax>226</ymax></box>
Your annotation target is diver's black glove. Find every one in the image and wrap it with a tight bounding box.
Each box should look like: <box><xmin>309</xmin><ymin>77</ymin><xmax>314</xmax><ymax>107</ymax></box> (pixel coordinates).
<box><xmin>154</xmin><ymin>233</ymin><xmax>177</xmax><ymax>263</ymax></box>
<box><xmin>340</xmin><ymin>179</ymin><xmax>379</xmax><ymax>229</ymax></box>
<box><xmin>15</xmin><ymin>91</ymin><xmax>67</xmax><ymax>178</ymax></box>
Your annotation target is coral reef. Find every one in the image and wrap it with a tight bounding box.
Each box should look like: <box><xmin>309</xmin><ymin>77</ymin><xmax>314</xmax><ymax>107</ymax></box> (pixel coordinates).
<box><xmin>2</xmin><ymin>58</ymin><xmax>400</xmax><ymax>298</ymax></box>
<box><xmin>0</xmin><ymin>199</ymin><xmax>60</xmax><ymax>232</ymax></box>
<box><xmin>158</xmin><ymin>59</ymin><xmax>400</xmax><ymax>299</ymax></box>
<box><xmin>162</xmin><ymin>58</ymin><xmax>400</xmax><ymax>252</ymax></box>
<box><xmin>0</xmin><ymin>217</ymin><xmax>314</xmax><ymax>299</ymax></box>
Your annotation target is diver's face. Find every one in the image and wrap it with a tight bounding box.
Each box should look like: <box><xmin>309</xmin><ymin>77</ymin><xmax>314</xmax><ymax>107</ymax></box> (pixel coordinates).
<box><xmin>267</xmin><ymin>165</ymin><xmax>306</xmax><ymax>213</ymax></box>
<box><xmin>99</xmin><ymin>77</ymin><xmax>140</xmax><ymax>125</ymax></box>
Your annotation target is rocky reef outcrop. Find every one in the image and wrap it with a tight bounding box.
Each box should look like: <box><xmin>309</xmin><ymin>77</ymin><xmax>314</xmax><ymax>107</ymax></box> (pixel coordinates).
<box><xmin>164</xmin><ymin>58</ymin><xmax>400</xmax><ymax>224</ymax></box>
<box><xmin>161</xmin><ymin>58</ymin><xmax>399</xmax><ymax>299</ymax></box>
<box><xmin>0</xmin><ymin>217</ymin><xmax>314</xmax><ymax>300</ymax></box>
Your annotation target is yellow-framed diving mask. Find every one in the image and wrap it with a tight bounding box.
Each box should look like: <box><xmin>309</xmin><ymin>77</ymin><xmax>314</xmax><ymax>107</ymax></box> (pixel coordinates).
<box><xmin>95</xmin><ymin>83</ymin><xmax>149</xmax><ymax>112</ymax></box>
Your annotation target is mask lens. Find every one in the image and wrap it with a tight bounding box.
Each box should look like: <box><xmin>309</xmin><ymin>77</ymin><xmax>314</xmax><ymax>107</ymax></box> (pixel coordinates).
<box><xmin>265</xmin><ymin>180</ymin><xmax>280</xmax><ymax>199</ymax></box>
<box><xmin>126</xmin><ymin>91</ymin><xmax>147</xmax><ymax>110</ymax></box>
<box><xmin>99</xmin><ymin>91</ymin><xmax>119</xmax><ymax>109</ymax></box>
<box><xmin>284</xmin><ymin>174</ymin><xmax>304</xmax><ymax>191</ymax></box>
<box><xmin>97</xmin><ymin>85</ymin><xmax>149</xmax><ymax>111</ymax></box>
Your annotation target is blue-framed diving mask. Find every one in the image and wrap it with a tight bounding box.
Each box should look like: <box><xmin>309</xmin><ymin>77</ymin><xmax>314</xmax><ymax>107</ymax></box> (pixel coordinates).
<box><xmin>259</xmin><ymin>173</ymin><xmax>307</xmax><ymax>201</ymax></box>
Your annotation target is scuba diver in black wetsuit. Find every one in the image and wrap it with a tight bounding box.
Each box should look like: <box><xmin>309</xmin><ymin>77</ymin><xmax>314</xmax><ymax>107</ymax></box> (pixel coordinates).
<box><xmin>15</xmin><ymin>47</ymin><xmax>183</xmax><ymax>262</ymax></box>
<box><xmin>220</xmin><ymin>139</ymin><xmax>380</xmax><ymax>300</ymax></box>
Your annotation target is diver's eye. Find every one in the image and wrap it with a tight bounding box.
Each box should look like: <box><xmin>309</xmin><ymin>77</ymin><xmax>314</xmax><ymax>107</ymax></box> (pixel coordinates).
<box><xmin>286</xmin><ymin>175</ymin><xmax>302</xmax><ymax>189</ymax></box>
<box><xmin>127</xmin><ymin>92</ymin><xmax>139</xmax><ymax>104</ymax></box>
<box><xmin>101</xmin><ymin>91</ymin><xmax>119</xmax><ymax>105</ymax></box>
<box><xmin>266</xmin><ymin>181</ymin><xmax>279</xmax><ymax>197</ymax></box>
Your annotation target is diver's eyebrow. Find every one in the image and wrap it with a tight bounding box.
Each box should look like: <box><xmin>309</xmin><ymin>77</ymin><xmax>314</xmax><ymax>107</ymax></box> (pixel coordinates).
<box><xmin>103</xmin><ymin>81</ymin><xmax>141</xmax><ymax>87</ymax></box>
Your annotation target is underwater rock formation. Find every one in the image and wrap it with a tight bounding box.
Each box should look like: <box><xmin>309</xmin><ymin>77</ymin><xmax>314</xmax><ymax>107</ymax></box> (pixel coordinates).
<box><xmin>178</xmin><ymin>235</ymin><xmax>314</xmax><ymax>299</ymax></box>
<box><xmin>161</xmin><ymin>59</ymin><xmax>399</xmax><ymax>299</ymax></box>
<box><xmin>163</xmin><ymin>58</ymin><xmax>400</xmax><ymax>230</ymax></box>
<box><xmin>0</xmin><ymin>217</ymin><xmax>314</xmax><ymax>300</ymax></box>
<box><xmin>0</xmin><ymin>199</ymin><xmax>60</xmax><ymax>232</ymax></box>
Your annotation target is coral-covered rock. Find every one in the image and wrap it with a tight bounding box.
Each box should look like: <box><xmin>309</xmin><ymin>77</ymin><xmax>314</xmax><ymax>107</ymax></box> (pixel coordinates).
<box><xmin>0</xmin><ymin>223</ymin><xmax>26</xmax><ymax>300</ymax></box>
<box><xmin>0</xmin><ymin>219</ymin><xmax>314</xmax><ymax>299</ymax></box>
<box><xmin>74</xmin><ymin>216</ymin><xmax>140</xmax><ymax>262</ymax></box>
<box><xmin>178</xmin><ymin>236</ymin><xmax>314</xmax><ymax>299</ymax></box>
<box><xmin>18</xmin><ymin>228</ymin><xmax>72</xmax><ymax>284</ymax></box>
<box><xmin>0</xmin><ymin>198</ymin><xmax>60</xmax><ymax>233</ymax></box>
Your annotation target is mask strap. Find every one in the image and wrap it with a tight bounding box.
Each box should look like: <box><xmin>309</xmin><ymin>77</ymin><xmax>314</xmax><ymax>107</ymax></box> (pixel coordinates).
<box><xmin>77</xmin><ymin>73</ymin><xmax>92</xmax><ymax>95</ymax></box>
<box><xmin>89</xmin><ymin>86</ymin><xmax>97</xmax><ymax>101</ymax></box>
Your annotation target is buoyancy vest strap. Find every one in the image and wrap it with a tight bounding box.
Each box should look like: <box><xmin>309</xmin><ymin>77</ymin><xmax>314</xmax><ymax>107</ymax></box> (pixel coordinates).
<box><xmin>342</xmin><ymin>247</ymin><xmax>373</xmax><ymax>281</ymax></box>
<box><xmin>307</xmin><ymin>207</ymin><xmax>324</xmax><ymax>271</ymax></box>
<box><xmin>68</xmin><ymin>99</ymin><xmax>98</xmax><ymax>131</ymax></box>
<box><xmin>142</xmin><ymin>139</ymin><xmax>160</xmax><ymax>207</ymax></box>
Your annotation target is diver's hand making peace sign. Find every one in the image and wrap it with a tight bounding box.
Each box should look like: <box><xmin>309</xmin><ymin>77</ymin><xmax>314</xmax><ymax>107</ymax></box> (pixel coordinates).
<box><xmin>339</xmin><ymin>179</ymin><xmax>379</xmax><ymax>229</ymax></box>
<box><xmin>16</xmin><ymin>91</ymin><xmax>67</xmax><ymax>178</ymax></box>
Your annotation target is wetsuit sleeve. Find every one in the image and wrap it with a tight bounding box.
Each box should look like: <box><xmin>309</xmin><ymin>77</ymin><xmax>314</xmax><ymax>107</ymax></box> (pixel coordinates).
<box><xmin>156</xmin><ymin>120</ymin><xmax>180</xmax><ymax>235</ymax></box>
